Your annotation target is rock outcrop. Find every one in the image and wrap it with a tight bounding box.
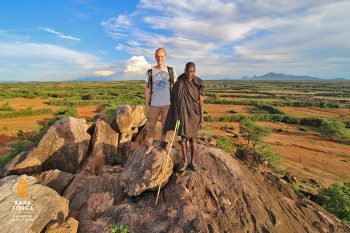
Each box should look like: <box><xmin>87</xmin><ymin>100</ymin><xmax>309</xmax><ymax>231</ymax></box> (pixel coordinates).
<box><xmin>62</xmin><ymin>170</ymin><xmax>123</xmax><ymax>227</ymax></box>
<box><xmin>112</xmin><ymin>105</ymin><xmax>147</xmax><ymax>163</ymax></box>
<box><xmin>0</xmin><ymin>175</ymin><xmax>74</xmax><ymax>233</ymax></box>
<box><xmin>2</xmin><ymin>117</ymin><xmax>90</xmax><ymax>176</ymax></box>
<box><xmin>80</xmin><ymin>119</ymin><xmax>119</xmax><ymax>175</ymax></box>
<box><xmin>107</xmin><ymin>145</ymin><xmax>350</xmax><ymax>233</ymax></box>
<box><xmin>1</xmin><ymin>105</ymin><xmax>349</xmax><ymax>233</ymax></box>
<box><xmin>120</xmin><ymin>142</ymin><xmax>174</xmax><ymax>196</ymax></box>
<box><xmin>35</xmin><ymin>169</ymin><xmax>75</xmax><ymax>195</ymax></box>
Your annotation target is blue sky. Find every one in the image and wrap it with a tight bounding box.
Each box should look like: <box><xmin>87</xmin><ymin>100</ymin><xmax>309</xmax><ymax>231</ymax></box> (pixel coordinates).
<box><xmin>0</xmin><ymin>0</ymin><xmax>349</xmax><ymax>81</ymax></box>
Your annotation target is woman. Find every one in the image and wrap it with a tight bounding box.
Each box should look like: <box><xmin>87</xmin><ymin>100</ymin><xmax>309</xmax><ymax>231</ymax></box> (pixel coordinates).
<box><xmin>164</xmin><ymin>62</ymin><xmax>205</xmax><ymax>171</ymax></box>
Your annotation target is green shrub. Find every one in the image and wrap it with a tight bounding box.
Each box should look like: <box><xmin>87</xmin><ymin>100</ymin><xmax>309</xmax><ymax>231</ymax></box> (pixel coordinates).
<box><xmin>255</xmin><ymin>144</ymin><xmax>283</xmax><ymax>169</ymax></box>
<box><xmin>315</xmin><ymin>183</ymin><xmax>350</xmax><ymax>226</ymax></box>
<box><xmin>0</xmin><ymin>130</ymin><xmax>29</xmax><ymax>169</ymax></box>
<box><xmin>240</xmin><ymin>120</ymin><xmax>272</xmax><ymax>147</ymax></box>
<box><xmin>110</xmin><ymin>224</ymin><xmax>130</xmax><ymax>233</ymax></box>
<box><xmin>318</xmin><ymin>119</ymin><xmax>349</xmax><ymax>140</ymax></box>
<box><xmin>226</xmin><ymin>109</ymin><xmax>237</xmax><ymax>114</ymax></box>
<box><xmin>0</xmin><ymin>102</ymin><xmax>15</xmax><ymax>111</ymax></box>
<box><xmin>203</xmin><ymin>115</ymin><xmax>213</xmax><ymax>122</ymax></box>
<box><xmin>255</xmin><ymin>103</ymin><xmax>285</xmax><ymax>114</ymax></box>
<box><xmin>81</xmin><ymin>94</ymin><xmax>93</xmax><ymax>100</ymax></box>
<box><xmin>276</xmin><ymin>128</ymin><xmax>287</xmax><ymax>133</ymax></box>
<box><xmin>299</xmin><ymin>127</ymin><xmax>309</xmax><ymax>132</ymax></box>
<box><xmin>55</xmin><ymin>108</ymin><xmax>78</xmax><ymax>117</ymax></box>
<box><xmin>216</xmin><ymin>136</ymin><xmax>234</xmax><ymax>154</ymax></box>
<box><xmin>24</xmin><ymin>93</ymin><xmax>36</xmax><ymax>99</ymax></box>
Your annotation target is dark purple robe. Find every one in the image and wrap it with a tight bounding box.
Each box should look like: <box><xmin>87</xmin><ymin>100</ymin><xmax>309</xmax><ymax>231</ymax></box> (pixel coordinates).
<box><xmin>163</xmin><ymin>73</ymin><xmax>204</xmax><ymax>138</ymax></box>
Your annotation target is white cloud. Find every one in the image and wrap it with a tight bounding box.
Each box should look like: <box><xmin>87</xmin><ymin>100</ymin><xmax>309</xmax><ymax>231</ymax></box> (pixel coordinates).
<box><xmin>124</xmin><ymin>56</ymin><xmax>151</xmax><ymax>74</ymax></box>
<box><xmin>0</xmin><ymin>42</ymin><xmax>104</xmax><ymax>81</ymax></box>
<box><xmin>101</xmin><ymin>0</ymin><xmax>350</xmax><ymax>79</ymax></box>
<box><xmin>101</xmin><ymin>14</ymin><xmax>133</xmax><ymax>39</ymax></box>
<box><xmin>94</xmin><ymin>70</ymin><xmax>116</xmax><ymax>76</ymax></box>
<box><xmin>39</xmin><ymin>27</ymin><xmax>81</xmax><ymax>41</ymax></box>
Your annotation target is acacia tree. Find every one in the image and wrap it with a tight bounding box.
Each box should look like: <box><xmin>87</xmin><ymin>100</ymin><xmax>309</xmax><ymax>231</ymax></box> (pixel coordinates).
<box><xmin>318</xmin><ymin>119</ymin><xmax>349</xmax><ymax>140</ymax></box>
<box><xmin>239</xmin><ymin>119</ymin><xmax>271</xmax><ymax>147</ymax></box>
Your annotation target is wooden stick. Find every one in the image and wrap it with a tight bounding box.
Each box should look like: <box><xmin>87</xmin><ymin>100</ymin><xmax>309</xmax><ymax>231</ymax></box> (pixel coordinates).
<box><xmin>155</xmin><ymin>120</ymin><xmax>180</xmax><ymax>205</ymax></box>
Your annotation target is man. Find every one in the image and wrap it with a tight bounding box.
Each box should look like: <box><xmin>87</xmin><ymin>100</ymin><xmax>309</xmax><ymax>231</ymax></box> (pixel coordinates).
<box><xmin>163</xmin><ymin>62</ymin><xmax>204</xmax><ymax>171</ymax></box>
<box><xmin>144</xmin><ymin>48</ymin><xmax>177</xmax><ymax>154</ymax></box>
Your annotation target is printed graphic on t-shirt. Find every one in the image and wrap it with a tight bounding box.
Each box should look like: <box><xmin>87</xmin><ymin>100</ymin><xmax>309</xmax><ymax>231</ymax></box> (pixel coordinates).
<box><xmin>153</xmin><ymin>71</ymin><xmax>168</xmax><ymax>92</ymax></box>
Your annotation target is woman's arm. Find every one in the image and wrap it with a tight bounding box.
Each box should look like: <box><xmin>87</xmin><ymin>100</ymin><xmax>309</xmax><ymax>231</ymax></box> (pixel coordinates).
<box><xmin>145</xmin><ymin>84</ymin><xmax>151</xmax><ymax>113</ymax></box>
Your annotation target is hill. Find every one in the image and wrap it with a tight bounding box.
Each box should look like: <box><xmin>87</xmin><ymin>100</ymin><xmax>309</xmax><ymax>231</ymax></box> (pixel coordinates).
<box><xmin>242</xmin><ymin>72</ymin><xmax>346</xmax><ymax>81</ymax></box>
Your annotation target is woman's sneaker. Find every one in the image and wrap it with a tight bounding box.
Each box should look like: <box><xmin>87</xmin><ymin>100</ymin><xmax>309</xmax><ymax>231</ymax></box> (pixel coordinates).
<box><xmin>145</xmin><ymin>145</ymin><xmax>154</xmax><ymax>155</ymax></box>
<box><xmin>178</xmin><ymin>162</ymin><xmax>188</xmax><ymax>172</ymax></box>
<box><xmin>190</xmin><ymin>162</ymin><xmax>198</xmax><ymax>171</ymax></box>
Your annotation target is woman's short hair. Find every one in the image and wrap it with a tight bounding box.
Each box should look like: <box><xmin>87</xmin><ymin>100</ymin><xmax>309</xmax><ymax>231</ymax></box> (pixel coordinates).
<box><xmin>155</xmin><ymin>48</ymin><xmax>166</xmax><ymax>56</ymax></box>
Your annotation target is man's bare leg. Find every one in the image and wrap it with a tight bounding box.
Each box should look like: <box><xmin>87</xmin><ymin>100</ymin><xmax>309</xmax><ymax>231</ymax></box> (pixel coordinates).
<box><xmin>178</xmin><ymin>137</ymin><xmax>188</xmax><ymax>171</ymax></box>
<box><xmin>189</xmin><ymin>138</ymin><xmax>198</xmax><ymax>171</ymax></box>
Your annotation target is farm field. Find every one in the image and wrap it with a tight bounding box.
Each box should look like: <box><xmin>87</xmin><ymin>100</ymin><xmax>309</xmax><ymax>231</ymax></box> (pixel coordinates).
<box><xmin>0</xmin><ymin>80</ymin><xmax>349</xmax><ymax>194</ymax></box>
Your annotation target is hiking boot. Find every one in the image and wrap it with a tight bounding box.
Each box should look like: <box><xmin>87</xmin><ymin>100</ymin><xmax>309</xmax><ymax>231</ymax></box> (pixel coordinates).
<box><xmin>178</xmin><ymin>162</ymin><xmax>188</xmax><ymax>172</ymax></box>
<box><xmin>190</xmin><ymin>162</ymin><xmax>198</xmax><ymax>171</ymax></box>
<box><xmin>145</xmin><ymin>145</ymin><xmax>154</xmax><ymax>155</ymax></box>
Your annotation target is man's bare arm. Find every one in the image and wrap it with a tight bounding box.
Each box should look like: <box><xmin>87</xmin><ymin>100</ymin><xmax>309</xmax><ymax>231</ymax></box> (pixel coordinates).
<box><xmin>199</xmin><ymin>95</ymin><xmax>204</xmax><ymax>128</ymax></box>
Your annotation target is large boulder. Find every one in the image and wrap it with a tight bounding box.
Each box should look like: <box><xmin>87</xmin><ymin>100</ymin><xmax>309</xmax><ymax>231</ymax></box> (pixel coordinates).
<box><xmin>112</xmin><ymin>105</ymin><xmax>146</xmax><ymax>164</ymax></box>
<box><xmin>35</xmin><ymin>169</ymin><xmax>75</xmax><ymax>195</ymax></box>
<box><xmin>45</xmin><ymin>217</ymin><xmax>78</xmax><ymax>233</ymax></box>
<box><xmin>133</xmin><ymin>121</ymin><xmax>162</xmax><ymax>146</ymax></box>
<box><xmin>2</xmin><ymin>117</ymin><xmax>91</xmax><ymax>176</ymax></box>
<box><xmin>120</xmin><ymin>142</ymin><xmax>174</xmax><ymax>196</ymax></box>
<box><xmin>112</xmin><ymin>105</ymin><xmax>133</xmax><ymax>134</ymax></box>
<box><xmin>80</xmin><ymin>119</ymin><xmax>119</xmax><ymax>175</ymax></box>
<box><xmin>63</xmin><ymin>171</ymin><xmax>123</xmax><ymax>226</ymax></box>
<box><xmin>112</xmin><ymin>104</ymin><xmax>146</xmax><ymax>134</ymax></box>
<box><xmin>130</xmin><ymin>105</ymin><xmax>147</xmax><ymax>129</ymax></box>
<box><xmin>235</xmin><ymin>148</ymin><xmax>268</xmax><ymax>170</ymax></box>
<box><xmin>134</xmin><ymin>122</ymin><xmax>181</xmax><ymax>146</ymax></box>
<box><xmin>0</xmin><ymin>175</ymin><xmax>73</xmax><ymax>233</ymax></box>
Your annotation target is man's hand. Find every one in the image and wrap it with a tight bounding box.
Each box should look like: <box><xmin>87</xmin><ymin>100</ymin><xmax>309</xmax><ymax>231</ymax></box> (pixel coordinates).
<box><xmin>199</xmin><ymin>120</ymin><xmax>205</xmax><ymax>130</ymax></box>
<box><xmin>175</xmin><ymin>109</ymin><xmax>180</xmax><ymax>121</ymax></box>
<box><xmin>145</xmin><ymin>104</ymin><xmax>150</xmax><ymax>114</ymax></box>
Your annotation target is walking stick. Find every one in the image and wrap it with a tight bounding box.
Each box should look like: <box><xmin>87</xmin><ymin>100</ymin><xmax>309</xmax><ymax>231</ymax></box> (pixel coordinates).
<box><xmin>155</xmin><ymin>120</ymin><xmax>180</xmax><ymax>205</ymax></box>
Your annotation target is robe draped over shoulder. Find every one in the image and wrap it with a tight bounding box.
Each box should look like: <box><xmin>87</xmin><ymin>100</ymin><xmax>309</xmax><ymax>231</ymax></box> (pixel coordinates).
<box><xmin>163</xmin><ymin>73</ymin><xmax>204</xmax><ymax>138</ymax></box>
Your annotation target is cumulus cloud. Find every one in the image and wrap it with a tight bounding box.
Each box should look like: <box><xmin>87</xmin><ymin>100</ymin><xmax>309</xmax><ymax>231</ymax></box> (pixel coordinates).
<box><xmin>124</xmin><ymin>56</ymin><xmax>151</xmax><ymax>74</ymax></box>
<box><xmin>39</xmin><ymin>27</ymin><xmax>81</xmax><ymax>41</ymax></box>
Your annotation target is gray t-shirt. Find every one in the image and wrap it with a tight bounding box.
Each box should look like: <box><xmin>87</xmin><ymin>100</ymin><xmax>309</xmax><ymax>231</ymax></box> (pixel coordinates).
<box><xmin>145</xmin><ymin>66</ymin><xmax>177</xmax><ymax>106</ymax></box>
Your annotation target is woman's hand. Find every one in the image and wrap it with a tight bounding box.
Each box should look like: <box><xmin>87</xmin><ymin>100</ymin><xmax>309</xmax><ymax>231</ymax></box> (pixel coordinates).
<box><xmin>145</xmin><ymin>104</ymin><xmax>150</xmax><ymax>114</ymax></box>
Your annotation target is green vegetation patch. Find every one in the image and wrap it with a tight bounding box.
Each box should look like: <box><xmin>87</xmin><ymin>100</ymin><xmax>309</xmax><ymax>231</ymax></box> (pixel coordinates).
<box><xmin>216</xmin><ymin>136</ymin><xmax>234</xmax><ymax>154</ymax></box>
<box><xmin>315</xmin><ymin>183</ymin><xmax>350</xmax><ymax>226</ymax></box>
<box><xmin>0</xmin><ymin>107</ymin><xmax>53</xmax><ymax>119</ymax></box>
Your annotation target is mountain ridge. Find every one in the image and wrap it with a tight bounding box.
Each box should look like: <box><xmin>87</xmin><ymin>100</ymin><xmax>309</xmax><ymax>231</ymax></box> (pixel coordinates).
<box><xmin>242</xmin><ymin>72</ymin><xmax>347</xmax><ymax>81</ymax></box>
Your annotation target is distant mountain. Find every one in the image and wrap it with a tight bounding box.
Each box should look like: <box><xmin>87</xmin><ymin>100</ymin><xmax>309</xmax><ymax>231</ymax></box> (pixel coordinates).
<box><xmin>69</xmin><ymin>75</ymin><xmax>116</xmax><ymax>82</ymax></box>
<box><xmin>242</xmin><ymin>72</ymin><xmax>323</xmax><ymax>81</ymax></box>
<box><xmin>242</xmin><ymin>72</ymin><xmax>348</xmax><ymax>81</ymax></box>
